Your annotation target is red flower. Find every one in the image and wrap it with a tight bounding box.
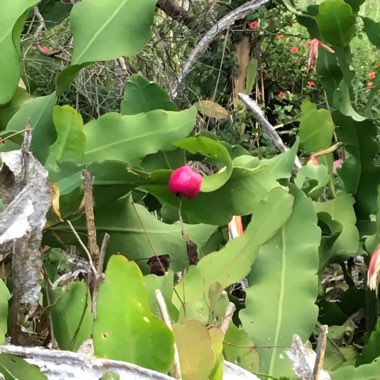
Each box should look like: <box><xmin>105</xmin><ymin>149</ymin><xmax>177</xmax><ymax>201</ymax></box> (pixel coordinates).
<box><xmin>369</xmin><ymin>71</ymin><xmax>376</xmax><ymax>79</ymax></box>
<box><xmin>276</xmin><ymin>34</ymin><xmax>285</xmax><ymax>40</ymax></box>
<box><xmin>306</xmin><ymin>155</ymin><xmax>319</xmax><ymax>167</ymax></box>
<box><xmin>40</xmin><ymin>45</ymin><xmax>52</xmax><ymax>54</ymax></box>
<box><xmin>168</xmin><ymin>165</ymin><xmax>202</xmax><ymax>199</ymax></box>
<box><xmin>333</xmin><ymin>159</ymin><xmax>343</xmax><ymax>174</ymax></box>
<box><xmin>307</xmin><ymin>81</ymin><xmax>316</xmax><ymax>87</ymax></box>
<box><xmin>368</xmin><ymin>244</ymin><xmax>380</xmax><ymax>292</ymax></box>
<box><xmin>277</xmin><ymin>91</ymin><xmax>286</xmax><ymax>99</ymax></box>
<box><xmin>290</xmin><ymin>46</ymin><xmax>298</xmax><ymax>54</ymax></box>
<box><xmin>249</xmin><ymin>20</ymin><xmax>259</xmax><ymax>30</ymax></box>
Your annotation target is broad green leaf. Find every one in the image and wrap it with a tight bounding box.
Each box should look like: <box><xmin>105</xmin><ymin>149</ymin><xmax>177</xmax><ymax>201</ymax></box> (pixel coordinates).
<box><xmin>315</xmin><ymin>194</ymin><xmax>359</xmax><ymax>262</ymax></box>
<box><xmin>209</xmin><ymin>327</ymin><xmax>224</xmax><ymax>380</ymax></box>
<box><xmin>299</xmin><ymin>99</ymin><xmax>334</xmax><ymax>153</ymax></box>
<box><xmin>324</xmin><ymin>346</ymin><xmax>357</xmax><ymax>371</ymax></box>
<box><xmin>52</xmin><ymin>160</ymin><xmax>151</xmax><ymax>205</ymax></box>
<box><xmin>45</xmin><ymin>106</ymin><xmax>86</xmax><ymax>173</ymax></box>
<box><xmin>336</xmin><ymin>80</ymin><xmax>365</xmax><ymax>122</ymax></box>
<box><xmin>93</xmin><ymin>255</ymin><xmax>174</xmax><ymax>372</ymax></box>
<box><xmin>0</xmin><ymin>354</ymin><xmax>47</xmax><ymax>380</ymax></box>
<box><xmin>84</xmin><ymin>107</ymin><xmax>196</xmax><ymax>163</ymax></box>
<box><xmin>356</xmin><ymin>317</ymin><xmax>380</xmax><ymax>366</ymax></box>
<box><xmin>363</xmin><ymin>17</ymin><xmax>380</xmax><ymax>49</ymax></box>
<box><xmin>331</xmin><ymin>357</ymin><xmax>380</xmax><ymax>379</ymax></box>
<box><xmin>333</xmin><ymin>111</ymin><xmax>380</xmax><ymax>219</ymax></box>
<box><xmin>245</xmin><ymin>59</ymin><xmax>258</xmax><ymax>94</ymax></box>
<box><xmin>0</xmin><ymin>280</ymin><xmax>10</xmax><ymax>345</ymax></box>
<box><xmin>173</xmin><ymin>320</ymin><xmax>215</xmax><ymax>380</ymax></box>
<box><xmin>175</xmin><ymin>136</ymin><xmax>233</xmax><ymax>192</ymax></box>
<box><xmin>0</xmin><ymin>88</ymin><xmax>31</xmax><ymax>130</ymax></box>
<box><xmin>49</xmin><ymin>282</ymin><xmax>93</xmax><ymax>351</ymax></box>
<box><xmin>295</xmin><ymin>165</ymin><xmax>330</xmax><ymax>200</ymax></box>
<box><xmin>366</xmin><ymin>186</ymin><xmax>380</xmax><ymax>253</ymax></box>
<box><xmin>143</xmin><ymin>149</ymin><xmax>186</xmax><ymax>171</ymax></box>
<box><xmin>4</xmin><ymin>92</ymin><xmax>57</xmax><ymax>163</ymax></box>
<box><xmin>196</xmin><ymin>187</ymin><xmax>293</xmax><ymax>288</ymax></box>
<box><xmin>52</xmin><ymin>196</ymin><xmax>216</xmax><ymax>273</ymax></box>
<box><xmin>223</xmin><ymin>324</ymin><xmax>259</xmax><ymax>374</ymax></box>
<box><xmin>174</xmin><ymin>188</ymin><xmax>293</xmax><ymax>322</ymax></box>
<box><xmin>57</xmin><ymin>0</ymin><xmax>156</xmax><ymax>91</ymax></box>
<box><xmin>317</xmin><ymin>212</ymin><xmax>343</xmax><ymax>270</ymax></box>
<box><xmin>316</xmin><ymin>48</ymin><xmax>342</xmax><ymax>106</ymax></box>
<box><xmin>121</xmin><ymin>75</ymin><xmax>177</xmax><ymax>115</ymax></box>
<box><xmin>231</xmin><ymin>155</ymin><xmax>260</xmax><ymax>170</ymax></box>
<box><xmin>145</xmin><ymin>164</ymin><xmax>281</xmax><ymax>225</ymax></box>
<box><xmin>343</xmin><ymin>0</ymin><xmax>365</xmax><ymax>13</ymax></box>
<box><xmin>71</xmin><ymin>0</ymin><xmax>155</xmax><ymax>65</ymax></box>
<box><xmin>194</xmin><ymin>100</ymin><xmax>229</xmax><ymax>120</ymax></box>
<box><xmin>316</xmin><ymin>0</ymin><xmax>356</xmax><ymax>47</ymax></box>
<box><xmin>296</xmin><ymin>5</ymin><xmax>320</xmax><ymax>40</ymax></box>
<box><xmin>38</xmin><ymin>0</ymin><xmax>73</xmax><ymax>28</ymax></box>
<box><xmin>261</xmin><ymin>138</ymin><xmax>299</xmax><ymax>180</ymax></box>
<box><xmin>0</xmin><ymin>0</ymin><xmax>39</xmax><ymax>104</ymax></box>
<box><xmin>144</xmin><ymin>272</ymin><xmax>179</xmax><ymax>321</ymax></box>
<box><xmin>240</xmin><ymin>186</ymin><xmax>320</xmax><ymax>377</ymax></box>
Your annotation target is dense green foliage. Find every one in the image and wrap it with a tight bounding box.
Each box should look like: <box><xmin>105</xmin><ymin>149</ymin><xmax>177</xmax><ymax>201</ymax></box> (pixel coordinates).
<box><xmin>0</xmin><ymin>0</ymin><xmax>380</xmax><ymax>379</ymax></box>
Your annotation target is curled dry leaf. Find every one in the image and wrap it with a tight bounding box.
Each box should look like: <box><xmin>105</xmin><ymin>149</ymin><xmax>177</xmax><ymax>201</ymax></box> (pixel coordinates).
<box><xmin>194</xmin><ymin>100</ymin><xmax>229</xmax><ymax>120</ymax></box>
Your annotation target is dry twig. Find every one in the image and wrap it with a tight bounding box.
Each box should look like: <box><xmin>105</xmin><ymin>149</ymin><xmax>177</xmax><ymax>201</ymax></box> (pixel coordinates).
<box><xmin>82</xmin><ymin>170</ymin><xmax>100</xmax><ymax>267</ymax></box>
<box><xmin>220</xmin><ymin>302</ymin><xmax>236</xmax><ymax>336</ymax></box>
<box><xmin>237</xmin><ymin>93</ymin><xmax>302</xmax><ymax>170</ymax></box>
<box><xmin>155</xmin><ymin>289</ymin><xmax>182</xmax><ymax>380</ymax></box>
<box><xmin>313</xmin><ymin>325</ymin><xmax>328</xmax><ymax>380</ymax></box>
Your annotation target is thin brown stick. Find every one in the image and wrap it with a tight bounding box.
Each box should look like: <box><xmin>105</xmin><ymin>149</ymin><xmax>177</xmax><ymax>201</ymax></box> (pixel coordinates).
<box><xmin>220</xmin><ymin>302</ymin><xmax>236</xmax><ymax>336</ymax></box>
<box><xmin>33</xmin><ymin>6</ymin><xmax>50</xmax><ymax>56</ymax></box>
<box><xmin>155</xmin><ymin>289</ymin><xmax>182</xmax><ymax>380</ymax></box>
<box><xmin>42</xmin><ymin>267</ymin><xmax>58</xmax><ymax>349</ymax></box>
<box><xmin>82</xmin><ymin>170</ymin><xmax>100</xmax><ymax>267</ymax></box>
<box><xmin>92</xmin><ymin>233</ymin><xmax>110</xmax><ymax>319</ymax></box>
<box><xmin>67</xmin><ymin>220</ymin><xmax>97</xmax><ymax>276</ymax></box>
<box><xmin>313</xmin><ymin>325</ymin><xmax>328</xmax><ymax>380</ymax></box>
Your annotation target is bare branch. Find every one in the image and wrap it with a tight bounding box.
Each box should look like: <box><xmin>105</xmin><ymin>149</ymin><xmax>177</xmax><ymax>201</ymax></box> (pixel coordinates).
<box><xmin>170</xmin><ymin>0</ymin><xmax>271</xmax><ymax>98</ymax></box>
<box><xmin>82</xmin><ymin>170</ymin><xmax>100</xmax><ymax>267</ymax></box>
<box><xmin>313</xmin><ymin>325</ymin><xmax>328</xmax><ymax>380</ymax></box>
<box><xmin>157</xmin><ymin>0</ymin><xmax>194</xmax><ymax>28</ymax></box>
<box><xmin>237</xmin><ymin>93</ymin><xmax>302</xmax><ymax>170</ymax></box>
<box><xmin>220</xmin><ymin>302</ymin><xmax>236</xmax><ymax>336</ymax></box>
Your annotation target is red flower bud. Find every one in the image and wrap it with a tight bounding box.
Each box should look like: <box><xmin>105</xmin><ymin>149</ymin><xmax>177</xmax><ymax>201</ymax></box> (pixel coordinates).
<box><xmin>168</xmin><ymin>165</ymin><xmax>202</xmax><ymax>199</ymax></box>
<box><xmin>306</xmin><ymin>155</ymin><xmax>319</xmax><ymax>167</ymax></box>
<box><xmin>368</xmin><ymin>244</ymin><xmax>380</xmax><ymax>292</ymax></box>
<box><xmin>249</xmin><ymin>20</ymin><xmax>259</xmax><ymax>30</ymax></box>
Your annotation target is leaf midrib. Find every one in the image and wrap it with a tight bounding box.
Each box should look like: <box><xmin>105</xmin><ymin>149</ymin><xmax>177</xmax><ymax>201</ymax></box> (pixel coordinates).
<box><xmin>268</xmin><ymin>228</ymin><xmax>287</xmax><ymax>375</ymax></box>
<box><xmin>85</xmin><ymin>122</ymin><xmax>188</xmax><ymax>155</ymax></box>
<box><xmin>73</xmin><ymin>0</ymin><xmax>128</xmax><ymax>64</ymax></box>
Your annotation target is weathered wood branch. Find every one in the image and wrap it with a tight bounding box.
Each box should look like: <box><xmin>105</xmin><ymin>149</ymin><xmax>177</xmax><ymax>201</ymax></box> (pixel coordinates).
<box><xmin>157</xmin><ymin>0</ymin><xmax>194</xmax><ymax>27</ymax></box>
<box><xmin>170</xmin><ymin>0</ymin><xmax>271</xmax><ymax>98</ymax></box>
<box><xmin>237</xmin><ymin>93</ymin><xmax>302</xmax><ymax>170</ymax></box>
